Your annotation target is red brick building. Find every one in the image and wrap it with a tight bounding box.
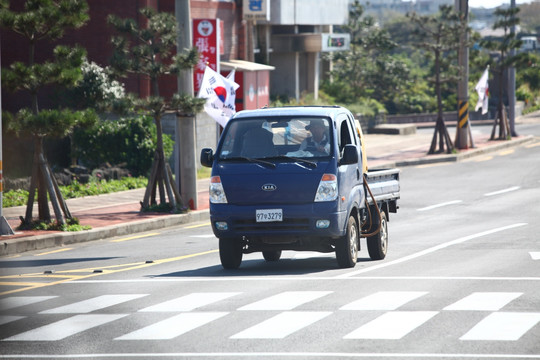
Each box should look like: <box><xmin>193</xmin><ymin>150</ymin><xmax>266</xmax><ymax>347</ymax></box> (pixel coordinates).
<box><xmin>1</xmin><ymin>0</ymin><xmax>245</xmax><ymax>112</ymax></box>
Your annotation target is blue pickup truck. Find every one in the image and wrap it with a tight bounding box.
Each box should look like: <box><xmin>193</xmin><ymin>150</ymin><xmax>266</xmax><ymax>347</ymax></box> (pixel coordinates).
<box><xmin>201</xmin><ymin>106</ymin><xmax>400</xmax><ymax>269</ymax></box>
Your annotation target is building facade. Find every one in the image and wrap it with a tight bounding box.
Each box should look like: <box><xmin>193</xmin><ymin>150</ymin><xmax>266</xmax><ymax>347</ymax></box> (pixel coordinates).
<box><xmin>1</xmin><ymin>0</ymin><xmax>352</xmax><ymax>176</ymax></box>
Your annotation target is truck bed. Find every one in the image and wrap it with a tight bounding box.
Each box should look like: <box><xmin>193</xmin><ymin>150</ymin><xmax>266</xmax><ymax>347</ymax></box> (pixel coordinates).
<box><xmin>365</xmin><ymin>168</ymin><xmax>400</xmax><ymax>204</ymax></box>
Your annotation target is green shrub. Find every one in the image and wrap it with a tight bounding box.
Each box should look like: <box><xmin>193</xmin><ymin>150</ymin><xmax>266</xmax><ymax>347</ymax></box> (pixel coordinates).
<box><xmin>73</xmin><ymin>115</ymin><xmax>173</xmax><ymax>177</ymax></box>
<box><xmin>18</xmin><ymin>217</ymin><xmax>91</xmax><ymax>232</ymax></box>
<box><xmin>2</xmin><ymin>176</ymin><xmax>147</xmax><ymax>208</ymax></box>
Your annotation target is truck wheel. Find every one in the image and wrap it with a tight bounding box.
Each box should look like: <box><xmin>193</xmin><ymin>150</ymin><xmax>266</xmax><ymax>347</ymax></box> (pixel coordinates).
<box><xmin>367</xmin><ymin>211</ymin><xmax>388</xmax><ymax>260</ymax></box>
<box><xmin>336</xmin><ymin>216</ymin><xmax>359</xmax><ymax>268</ymax></box>
<box><xmin>263</xmin><ymin>250</ymin><xmax>282</xmax><ymax>262</ymax></box>
<box><xmin>219</xmin><ymin>237</ymin><xmax>243</xmax><ymax>269</ymax></box>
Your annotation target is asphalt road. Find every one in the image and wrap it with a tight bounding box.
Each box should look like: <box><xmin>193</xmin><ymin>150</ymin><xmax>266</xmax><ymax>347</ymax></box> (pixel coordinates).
<box><xmin>1</xmin><ymin>123</ymin><xmax>539</xmax><ymax>359</ymax></box>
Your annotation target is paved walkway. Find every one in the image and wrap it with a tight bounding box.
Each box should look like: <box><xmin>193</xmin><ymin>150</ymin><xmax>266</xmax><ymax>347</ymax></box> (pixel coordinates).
<box><xmin>1</xmin><ymin>113</ymin><xmax>539</xmax><ymax>256</ymax></box>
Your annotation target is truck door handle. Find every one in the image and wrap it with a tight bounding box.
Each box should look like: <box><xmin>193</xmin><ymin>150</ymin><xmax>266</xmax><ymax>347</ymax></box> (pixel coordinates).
<box><xmin>357</xmin><ymin>168</ymin><xmax>360</xmax><ymax>180</ymax></box>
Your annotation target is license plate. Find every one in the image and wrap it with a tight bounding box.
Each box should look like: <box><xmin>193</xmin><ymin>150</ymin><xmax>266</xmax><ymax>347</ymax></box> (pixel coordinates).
<box><xmin>256</xmin><ymin>209</ymin><xmax>283</xmax><ymax>222</ymax></box>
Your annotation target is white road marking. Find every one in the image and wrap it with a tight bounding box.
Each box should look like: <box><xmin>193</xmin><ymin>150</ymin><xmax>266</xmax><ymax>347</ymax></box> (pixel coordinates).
<box><xmin>530</xmin><ymin>252</ymin><xmax>540</xmax><ymax>260</ymax></box>
<box><xmin>139</xmin><ymin>292</ymin><xmax>240</xmax><ymax>312</ymax></box>
<box><xmin>417</xmin><ymin>200</ymin><xmax>463</xmax><ymax>212</ymax></box>
<box><xmin>0</xmin><ymin>296</ymin><xmax>57</xmax><ymax>311</ymax></box>
<box><xmin>115</xmin><ymin>312</ymin><xmax>228</xmax><ymax>340</ymax></box>
<box><xmin>0</xmin><ymin>316</ymin><xmax>24</xmax><ymax>326</ymax></box>
<box><xmin>444</xmin><ymin>292</ymin><xmax>522</xmax><ymax>311</ymax></box>
<box><xmin>344</xmin><ymin>311</ymin><xmax>438</xmax><ymax>339</ymax></box>
<box><xmin>238</xmin><ymin>291</ymin><xmax>332</xmax><ymax>311</ymax></box>
<box><xmin>189</xmin><ymin>234</ymin><xmax>216</xmax><ymax>238</ymax></box>
<box><xmin>460</xmin><ymin>312</ymin><xmax>540</xmax><ymax>341</ymax></box>
<box><xmin>338</xmin><ymin>223</ymin><xmax>528</xmax><ymax>278</ymax></box>
<box><xmin>40</xmin><ymin>294</ymin><xmax>147</xmax><ymax>314</ymax></box>
<box><xmin>340</xmin><ymin>291</ymin><xmax>428</xmax><ymax>310</ymax></box>
<box><xmin>1</xmin><ymin>353</ymin><xmax>540</xmax><ymax>358</ymax></box>
<box><xmin>484</xmin><ymin>186</ymin><xmax>520</xmax><ymax>197</ymax></box>
<box><xmin>230</xmin><ymin>311</ymin><xmax>331</xmax><ymax>339</ymax></box>
<box><xmin>2</xmin><ymin>314</ymin><xmax>128</xmax><ymax>341</ymax></box>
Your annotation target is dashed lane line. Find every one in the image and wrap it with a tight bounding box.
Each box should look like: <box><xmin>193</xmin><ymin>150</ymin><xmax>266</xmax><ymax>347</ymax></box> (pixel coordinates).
<box><xmin>109</xmin><ymin>233</ymin><xmax>160</xmax><ymax>243</ymax></box>
<box><xmin>34</xmin><ymin>248</ymin><xmax>73</xmax><ymax>256</ymax></box>
<box><xmin>484</xmin><ymin>186</ymin><xmax>520</xmax><ymax>197</ymax></box>
<box><xmin>417</xmin><ymin>200</ymin><xmax>463</xmax><ymax>212</ymax></box>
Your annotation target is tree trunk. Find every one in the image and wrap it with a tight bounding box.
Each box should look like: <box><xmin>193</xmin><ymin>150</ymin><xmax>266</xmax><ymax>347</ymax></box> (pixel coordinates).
<box><xmin>24</xmin><ymin>136</ymin><xmax>72</xmax><ymax>225</ymax></box>
<box><xmin>428</xmin><ymin>50</ymin><xmax>454</xmax><ymax>154</ymax></box>
<box><xmin>490</xmin><ymin>69</ymin><xmax>509</xmax><ymax>140</ymax></box>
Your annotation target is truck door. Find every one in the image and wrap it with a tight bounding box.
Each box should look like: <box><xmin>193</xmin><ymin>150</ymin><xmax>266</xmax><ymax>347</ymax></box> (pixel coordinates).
<box><xmin>337</xmin><ymin>113</ymin><xmax>363</xmax><ymax>212</ymax></box>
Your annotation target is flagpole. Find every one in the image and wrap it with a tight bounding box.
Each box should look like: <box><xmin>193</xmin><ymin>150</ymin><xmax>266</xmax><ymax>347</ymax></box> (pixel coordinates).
<box><xmin>508</xmin><ymin>0</ymin><xmax>517</xmax><ymax>136</ymax></box>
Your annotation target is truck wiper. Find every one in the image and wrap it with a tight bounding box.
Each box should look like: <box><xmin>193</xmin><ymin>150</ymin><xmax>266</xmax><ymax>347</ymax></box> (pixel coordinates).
<box><xmin>271</xmin><ymin>155</ymin><xmax>317</xmax><ymax>168</ymax></box>
<box><xmin>223</xmin><ymin>156</ymin><xmax>276</xmax><ymax>168</ymax></box>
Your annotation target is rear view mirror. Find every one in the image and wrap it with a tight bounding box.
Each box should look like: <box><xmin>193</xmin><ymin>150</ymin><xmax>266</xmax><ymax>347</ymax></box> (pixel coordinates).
<box><xmin>200</xmin><ymin>148</ymin><xmax>214</xmax><ymax>168</ymax></box>
<box><xmin>340</xmin><ymin>144</ymin><xmax>358</xmax><ymax>165</ymax></box>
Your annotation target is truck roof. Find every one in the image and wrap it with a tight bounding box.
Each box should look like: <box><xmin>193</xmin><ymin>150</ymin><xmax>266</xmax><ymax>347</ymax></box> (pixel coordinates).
<box><xmin>232</xmin><ymin>105</ymin><xmax>351</xmax><ymax>120</ymax></box>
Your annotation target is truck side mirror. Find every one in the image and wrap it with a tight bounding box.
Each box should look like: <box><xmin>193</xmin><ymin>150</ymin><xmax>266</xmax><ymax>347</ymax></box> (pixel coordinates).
<box><xmin>200</xmin><ymin>148</ymin><xmax>214</xmax><ymax>168</ymax></box>
<box><xmin>340</xmin><ymin>144</ymin><xmax>359</xmax><ymax>166</ymax></box>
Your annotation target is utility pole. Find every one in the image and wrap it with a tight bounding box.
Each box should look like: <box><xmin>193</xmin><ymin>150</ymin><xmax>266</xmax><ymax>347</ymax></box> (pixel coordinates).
<box><xmin>175</xmin><ymin>0</ymin><xmax>198</xmax><ymax>210</ymax></box>
<box><xmin>0</xmin><ymin>36</ymin><xmax>15</xmax><ymax>235</ymax></box>
<box><xmin>455</xmin><ymin>0</ymin><xmax>471</xmax><ymax>149</ymax></box>
<box><xmin>508</xmin><ymin>0</ymin><xmax>517</xmax><ymax>136</ymax></box>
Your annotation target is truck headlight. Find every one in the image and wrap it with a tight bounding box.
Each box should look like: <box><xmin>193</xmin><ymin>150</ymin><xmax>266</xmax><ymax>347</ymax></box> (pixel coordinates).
<box><xmin>209</xmin><ymin>176</ymin><xmax>228</xmax><ymax>204</ymax></box>
<box><xmin>314</xmin><ymin>174</ymin><xmax>338</xmax><ymax>202</ymax></box>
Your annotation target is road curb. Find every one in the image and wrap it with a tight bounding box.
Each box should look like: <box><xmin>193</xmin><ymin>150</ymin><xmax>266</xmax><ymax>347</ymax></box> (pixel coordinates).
<box><xmin>0</xmin><ymin>210</ymin><xmax>210</xmax><ymax>256</ymax></box>
<box><xmin>371</xmin><ymin>135</ymin><xmax>535</xmax><ymax>169</ymax></box>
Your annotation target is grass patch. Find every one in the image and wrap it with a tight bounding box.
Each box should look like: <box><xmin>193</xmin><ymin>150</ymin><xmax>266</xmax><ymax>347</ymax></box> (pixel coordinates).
<box><xmin>3</xmin><ymin>176</ymin><xmax>148</xmax><ymax>208</ymax></box>
<box><xmin>141</xmin><ymin>202</ymin><xmax>188</xmax><ymax>214</ymax></box>
<box><xmin>18</xmin><ymin>217</ymin><xmax>91</xmax><ymax>232</ymax></box>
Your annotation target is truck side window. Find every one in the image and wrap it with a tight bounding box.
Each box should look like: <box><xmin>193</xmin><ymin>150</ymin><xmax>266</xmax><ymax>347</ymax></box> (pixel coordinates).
<box><xmin>338</xmin><ymin>116</ymin><xmax>353</xmax><ymax>153</ymax></box>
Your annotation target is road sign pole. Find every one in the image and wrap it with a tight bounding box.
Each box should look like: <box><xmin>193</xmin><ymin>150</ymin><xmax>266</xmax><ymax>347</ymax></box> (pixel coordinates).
<box><xmin>455</xmin><ymin>0</ymin><xmax>471</xmax><ymax>149</ymax></box>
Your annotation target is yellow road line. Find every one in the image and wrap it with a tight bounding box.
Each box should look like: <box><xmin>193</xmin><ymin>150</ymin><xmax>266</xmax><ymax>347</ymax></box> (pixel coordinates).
<box><xmin>110</xmin><ymin>232</ymin><xmax>160</xmax><ymax>242</ymax></box>
<box><xmin>0</xmin><ymin>249</ymin><xmax>218</xmax><ymax>296</ymax></box>
<box><xmin>525</xmin><ymin>141</ymin><xmax>540</xmax><ymax>148</ymax></box>
<box><xmin>469</xmin><ymin>155</ymin><xmax>494</xmax><ymax>162</ymax></box>
<box><xmin>184</xmin><ymin>222</ymin><xmax>211</xmax><ymax>229</ymax></box>
<box><xmin>498</xmin><ymin>149</ymin><xmax>515</xmax><ymax>156</ymax></box>
<box><xmin>0</xmin><ymin>274</ymin><xmax>76</xmax><ymax>279</ymax></box>
<box><xmin>0</xmin><ymin>282</ymin><xmax>45</xmax><ymax>287</ymax></box>
<box><xmin>34</xmin><ymin>248</ymin><xmax>73</xmax><ymax>256</ymax></box>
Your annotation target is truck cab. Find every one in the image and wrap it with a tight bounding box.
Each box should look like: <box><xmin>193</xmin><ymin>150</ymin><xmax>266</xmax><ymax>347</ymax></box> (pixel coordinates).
<box><xmin>201</xmin><ymin>106</ymin><xmax>399</xmax><ymax>269</ymax></box>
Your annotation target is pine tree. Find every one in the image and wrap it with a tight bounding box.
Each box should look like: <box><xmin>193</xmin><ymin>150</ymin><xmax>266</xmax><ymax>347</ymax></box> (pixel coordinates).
<box><xmin>481</xmin><ymin>7</ymin><xmax>522</xmax><ymax>140</ymax></box>
<box><xmin>409</xmin><ymin>5</ymin><xmax>469</xmax><ymax>154</ymax></box>
<box><xmin>108</xmin><ymin>7</ymin><xmax>205</xmax><ymax>212</ymax></box>
<box><xmin>0</xmin><ymin>0</ymin><xmax>97</xmax><ymax>226</ymax></box>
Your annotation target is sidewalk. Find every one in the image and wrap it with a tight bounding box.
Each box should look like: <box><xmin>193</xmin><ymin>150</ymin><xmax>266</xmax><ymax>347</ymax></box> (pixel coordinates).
<box><xmin>1</xmin><ymin>114</ymin><xmax>538</xmax><ymax>256</ymax></box>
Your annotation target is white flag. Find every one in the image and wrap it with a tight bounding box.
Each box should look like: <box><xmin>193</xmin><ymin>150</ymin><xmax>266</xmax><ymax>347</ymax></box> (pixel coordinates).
<box><xmin>198</xmin><ymin>66</ymin><xmax>240</xmax><ymax>127</ymax></box>
<box><xmin>475</xmin><ymin>67</ymin><xmax>489</xmax><ymax>115</ymax></box>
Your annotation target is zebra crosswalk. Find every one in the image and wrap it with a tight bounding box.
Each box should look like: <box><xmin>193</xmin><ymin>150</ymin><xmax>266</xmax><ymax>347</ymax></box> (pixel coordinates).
<box><xmin>1</xmin><ymin>291</ymin><xmax>539</xmax><ymax>342</ymax></box>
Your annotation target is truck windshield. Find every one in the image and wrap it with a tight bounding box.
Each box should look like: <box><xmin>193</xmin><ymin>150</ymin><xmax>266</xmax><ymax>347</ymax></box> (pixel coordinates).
<box><xmin>217</xmin><ymin>117</ymin><xmax>332</xmax><ymax>161</ymax></box>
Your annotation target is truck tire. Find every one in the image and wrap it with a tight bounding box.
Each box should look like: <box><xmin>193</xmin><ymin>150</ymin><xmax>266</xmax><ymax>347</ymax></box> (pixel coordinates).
<box><xmin>367</xmin><ymin>211</ymin><xmax>388</xmax><ymax>260</ymax></box>
<box><xmin>336</xmin><ymin>216</ymin><xmax>359</xmax><ymax>268</ymax></box>
<box><xmin>219</xmin><ymin>237</ymin><xmax>243</xmax><ymax>269</ymax></box>
<box><xmin>263</xmin><ymin>250</ymin><xmax>282</xmax><ymax>262</ymax></box>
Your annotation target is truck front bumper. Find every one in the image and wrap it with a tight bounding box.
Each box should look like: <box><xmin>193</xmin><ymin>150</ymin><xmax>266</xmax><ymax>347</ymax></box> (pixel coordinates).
<box><xmin>209</xmin><ymin>202</ymin><xmax>347</xmax><ymax>240</ymax></box>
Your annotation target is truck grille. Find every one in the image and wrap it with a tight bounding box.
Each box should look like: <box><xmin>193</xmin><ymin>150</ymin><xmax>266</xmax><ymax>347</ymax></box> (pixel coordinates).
<box><xmin>233</xmin><ymin>218</ymin><xmax>310</xmax><ymax>232</ymax></box>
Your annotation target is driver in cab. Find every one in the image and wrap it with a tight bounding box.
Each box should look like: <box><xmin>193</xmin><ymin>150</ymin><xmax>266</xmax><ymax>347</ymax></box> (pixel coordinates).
<box><xmin>300</xmin><ymin>119</ymin><xmax>330</xmax><ymax>155</ymax></box>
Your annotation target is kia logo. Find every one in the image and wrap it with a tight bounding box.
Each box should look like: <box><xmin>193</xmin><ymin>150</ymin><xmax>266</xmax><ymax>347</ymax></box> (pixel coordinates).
<box><xmin>262</xmin><ymin>184</ymin><xmax>277</xmax><ymax>191</ymax></box>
